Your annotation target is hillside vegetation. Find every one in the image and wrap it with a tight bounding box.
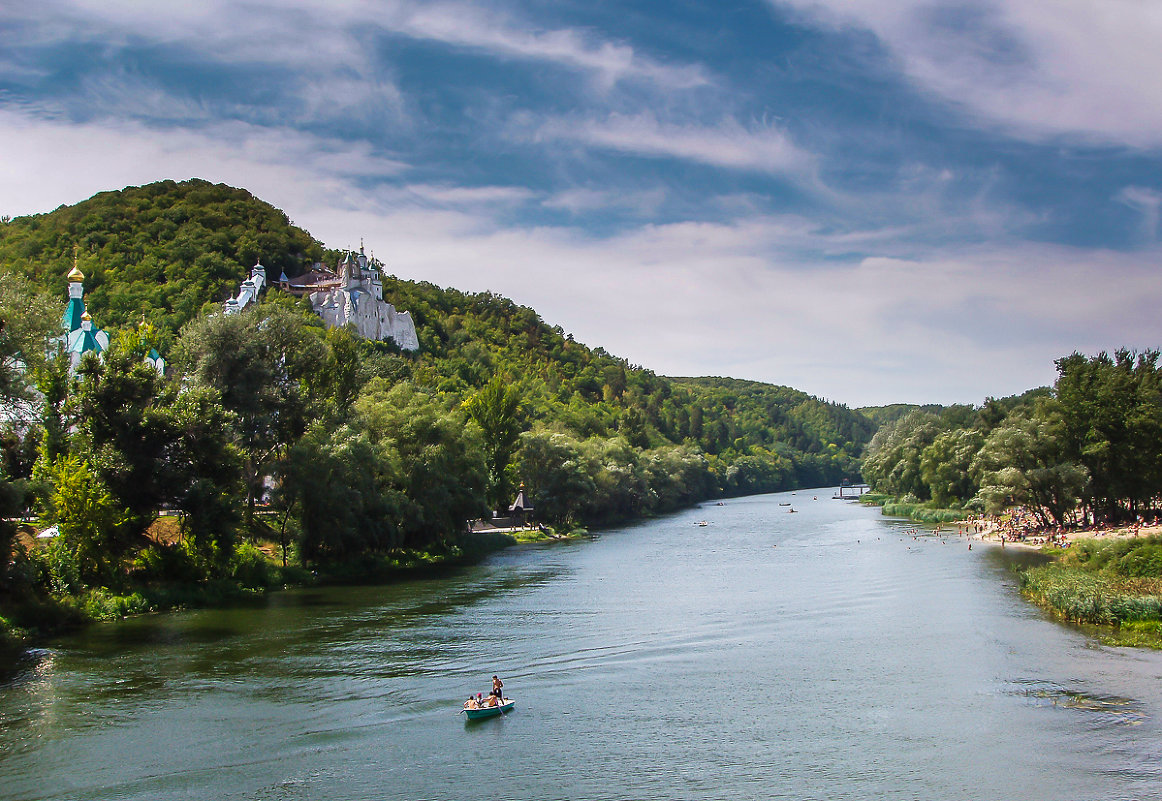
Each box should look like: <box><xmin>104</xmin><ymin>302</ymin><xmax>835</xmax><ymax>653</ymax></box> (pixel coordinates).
<box><xmin>1</xmin><ymin>179</ymin><xmax>873</xmax><ymax>642</ymax></box>
<box><xmin>0</xmin><ymin>179</ymin><xmax>327</xmax><ymax>343</ymax></box>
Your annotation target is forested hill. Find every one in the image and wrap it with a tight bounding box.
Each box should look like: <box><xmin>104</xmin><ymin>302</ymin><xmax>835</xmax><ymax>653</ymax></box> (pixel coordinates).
<box><xmin>0</xmin><ymin>179</ymin><xmax>873</xmax><ymax>500</ymax></box>
<box><xmin>0</xmin><ymin>179</ymin><xmax>327</xmax><ymax>338</ymax></box>
<box><xmin>377</xmin><ymin>278</ymin><xmax>873</xmax><ymax>490</ymax></box>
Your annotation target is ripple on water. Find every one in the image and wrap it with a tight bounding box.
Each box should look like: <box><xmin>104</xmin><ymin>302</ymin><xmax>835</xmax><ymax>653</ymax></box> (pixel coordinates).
<box><xmin>1007</xmin><ymin>677</ymin><xmax>1147</xmax><ymax>726</ymax></box>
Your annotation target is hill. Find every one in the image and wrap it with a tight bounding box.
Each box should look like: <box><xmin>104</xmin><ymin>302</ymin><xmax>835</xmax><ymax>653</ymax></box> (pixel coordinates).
<box><xmin>0</xmin><ymin>179</ymin><xmax>327</xmax><ymax>343</ymax></box>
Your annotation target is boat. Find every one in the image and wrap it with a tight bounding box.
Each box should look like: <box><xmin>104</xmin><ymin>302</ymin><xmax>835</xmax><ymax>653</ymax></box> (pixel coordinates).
<box><xmin>463</xmin><ymin>698</ymin><xmax>515</xmax><ymax>720</ymax></box>
<box><xmin>778</xmin><ymin>502</ymin><xmax>791</xmax><ymax>506</ymax></box>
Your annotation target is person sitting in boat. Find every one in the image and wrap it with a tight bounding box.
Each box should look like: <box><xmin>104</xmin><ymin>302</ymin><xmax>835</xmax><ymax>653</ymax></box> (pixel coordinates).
<box><xmin>464</xmin><ymin>696</ymin><xmax>479</xmax><ymax>710</ymax></box>
<box><xmin>484</xmin><ymin>694</ymin><xmax>498</xmax><ymax>707</ymax></box>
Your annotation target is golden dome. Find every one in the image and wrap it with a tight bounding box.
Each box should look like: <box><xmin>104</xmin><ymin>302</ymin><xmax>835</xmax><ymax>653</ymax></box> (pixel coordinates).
<box><xmin>68</xmin><ymin>265</ymin><xmax>85</xmax><ymax>282</ymax></box>
<box><xmin>81</xmin><ymin>311</ymin><xmax>91</xmax><ymax>322</ymax></box>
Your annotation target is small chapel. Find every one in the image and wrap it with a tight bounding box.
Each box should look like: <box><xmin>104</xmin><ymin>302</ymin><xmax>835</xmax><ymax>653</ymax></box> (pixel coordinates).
<box><xmin>60</xmin><ymin>261</ymin><xmax>165</xmax><ymax>374</ymax></box>
<box><xmin>62</xmin><ymin>264</ymin><xmax>111</xmax><ymax>369</ymax></box>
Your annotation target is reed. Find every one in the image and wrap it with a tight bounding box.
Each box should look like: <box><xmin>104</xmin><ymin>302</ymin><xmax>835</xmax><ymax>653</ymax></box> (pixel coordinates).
<box><xmin>1020</xmin><ymin>535</ymin><xmax>1162</xmax><ymax>633</ymax></box>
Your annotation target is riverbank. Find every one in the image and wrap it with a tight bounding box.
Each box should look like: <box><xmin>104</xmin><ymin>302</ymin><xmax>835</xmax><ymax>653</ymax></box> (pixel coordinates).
<box><xmin>0</xmin><ymin>528</ymin><xmax>529</xmax><ymax>659</ymax></box>
<box><xmin>1016</xmin><ymin>531</ymin><xmax>1162</xmax><ymax>649</ymax></box>
<box><xmin>859</xmin><ymin>495</ymin><xmax>1162</xmax><ymax>648</ymax></box>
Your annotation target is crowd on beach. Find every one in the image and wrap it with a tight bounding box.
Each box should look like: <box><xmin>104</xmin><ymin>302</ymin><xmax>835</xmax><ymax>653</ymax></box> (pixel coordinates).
<box><xmin>958</xmin><ymin>509</ymin><xmax>1162</xmax><ymax>550</ymax></box>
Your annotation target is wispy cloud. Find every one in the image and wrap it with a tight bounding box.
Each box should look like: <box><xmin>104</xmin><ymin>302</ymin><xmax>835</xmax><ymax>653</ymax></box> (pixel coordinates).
<box><xmin>0</xmin><ymin>109</ymin><xmax>407</xmax><ymax>218</ymax></box>
<box><xmin>542</xmin><ymin>187</ymin><xmax>668</xmax><ymax>218</ymax></box>
<box><xmin>1115</xmin><ymin>186</ymin><xmax>1162</xmax><ymax>244</ymax></box>
<box><xmin>377</xmin><ymin>1</ymin><xmax>710</xmax><ymax>92</ymax></box>
<box><xmin>774</xmin><ymin>0</ymin><xmax>1162</xmax><ymax>147</ymax></box>
<box><xmin>529</xmin><ymin>112</ymin><xmax>815</xmax><ymax>177</ymax></box>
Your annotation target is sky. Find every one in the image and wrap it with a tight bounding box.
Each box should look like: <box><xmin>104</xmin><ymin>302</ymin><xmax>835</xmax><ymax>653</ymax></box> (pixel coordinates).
<box><xmin>1</xmin><ymin>1</ymin><xmax>1160</xmax><ymax>407</ymax></box>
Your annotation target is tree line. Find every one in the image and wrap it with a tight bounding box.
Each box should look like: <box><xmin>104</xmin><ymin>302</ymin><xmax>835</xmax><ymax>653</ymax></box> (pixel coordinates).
<box><xmin>862</xmin><ymin>350</ymin><xmax>1162</xmax><ymax>529</ymax></box>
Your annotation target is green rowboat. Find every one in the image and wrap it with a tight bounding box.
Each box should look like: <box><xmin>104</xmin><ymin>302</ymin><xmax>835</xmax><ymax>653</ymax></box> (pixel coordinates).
<box><xmin>463</xmin><ymin>699</ymin><xmax>515</xmax><ymax>720</ymax></box>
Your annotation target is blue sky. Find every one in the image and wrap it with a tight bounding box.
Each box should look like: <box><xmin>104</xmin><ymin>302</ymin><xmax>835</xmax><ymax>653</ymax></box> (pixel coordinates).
<box><xmin>1</xmin><ymin>0</ymin><xmax>1160</xmax><ymax>406</ymax></box>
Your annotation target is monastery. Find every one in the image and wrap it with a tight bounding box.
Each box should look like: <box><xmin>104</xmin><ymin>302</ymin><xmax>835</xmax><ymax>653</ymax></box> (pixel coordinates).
<box><xmin>227</xmin><ymin>245</ymin><xmax>418</xmax><ymax>351</ymax></box>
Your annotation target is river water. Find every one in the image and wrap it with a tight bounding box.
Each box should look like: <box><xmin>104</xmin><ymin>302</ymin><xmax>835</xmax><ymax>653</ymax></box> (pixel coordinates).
<box><xmin>3</xmin><ymin>491</ymin><xmax>1162</xmax><ymax>801</ymax></box>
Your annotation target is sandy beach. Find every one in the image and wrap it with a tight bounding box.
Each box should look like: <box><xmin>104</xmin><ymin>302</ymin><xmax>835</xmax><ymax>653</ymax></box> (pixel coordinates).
<box><xmin>955</xmin><ymin>516</ymin><xmax>1162</xmax><ymax>550</ymax></box>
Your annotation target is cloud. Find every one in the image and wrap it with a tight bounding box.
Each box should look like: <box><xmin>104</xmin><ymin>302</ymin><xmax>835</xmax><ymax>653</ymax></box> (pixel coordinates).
<box><xmin>529</xmin><ymin>112</ymin><xmax>815</xmax><ymax>177</ymax></box>
<box><xmin>376</xmin><ymin>1</ymin><xmax>710</xmax><ymax>92</ymax></box>
<box><xmin>1115</xmin><ymin>186</ymin><xmax>1162</xmax><ymax>244</ymax></box>
<box><xmin>298</xmin><ymin>185</ymin><xmax>1162</xmax><ymax>405</ymax></box>
<box><xmin>402</xmin><ymin>183</ymin><xmax>537</xmax><ymax>208</ymax></box>
<box><xmin>2</xmin><ymin>0</ymin><xmax>710</xmax><ymax>97</ymax></box>
<box><xmin>5</xmin><ymin>106</ymin><xmax>1154</xmax><ymax>407</ymax></box>
<box><xmin>0</xmin><ymin>108</ymin><xmax>406</xmax><ymax>219</ymax></box>
<box><xmin>542</xmin><ymin>187</ymin><xmax>667</xmax><ymax>218</ymax></box>
<box><xmin>774</xmin><ymin>0</ymin><xmax>1162</xmax><ymax>148</ymax></box>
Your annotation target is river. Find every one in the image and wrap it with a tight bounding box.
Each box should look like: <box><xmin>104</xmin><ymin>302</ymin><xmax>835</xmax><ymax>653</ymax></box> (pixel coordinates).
<box><xmin>3</xmin><ymin>491</ymin><xmax>1162</xmax><ymax>800</ymax></box>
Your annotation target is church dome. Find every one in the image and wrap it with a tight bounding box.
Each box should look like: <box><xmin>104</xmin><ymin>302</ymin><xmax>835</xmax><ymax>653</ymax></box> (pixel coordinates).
<box><xmin>68</xmin><ymin>265</ymin><xmax>85</xmax><ymax>282</ymax></box>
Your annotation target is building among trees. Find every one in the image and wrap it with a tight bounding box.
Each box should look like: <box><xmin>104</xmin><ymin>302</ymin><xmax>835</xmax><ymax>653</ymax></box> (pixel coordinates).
<box><xmin>223</xmin><ymin>261</ymin><xmax>267</xmax><ymax>315</ymax></box>
<box><xmin>62</xmin><ymin>264</ymin><xmax>109</xmax><ymax>368</ymax></box>
<box><xmin>305</xmin><ymin>246</ymin><xmax>418</xmax><ymax>351</ymax></box>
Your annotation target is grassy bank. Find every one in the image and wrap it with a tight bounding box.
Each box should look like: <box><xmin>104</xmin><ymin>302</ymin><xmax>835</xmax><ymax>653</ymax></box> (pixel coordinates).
<box><xmin>859</xmin><ymin>493</ymin><xmax>968</xmax><ymax>524</ymax></box>
<box><xmin>1019</xmin><ymin>535</ymin><xmax>1162</xmax><ymax>648</ymax></box>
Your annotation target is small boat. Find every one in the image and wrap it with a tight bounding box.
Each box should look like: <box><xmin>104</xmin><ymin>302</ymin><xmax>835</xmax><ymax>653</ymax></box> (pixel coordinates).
<box><xmin>778</xmin><ymin>502</ymin><xmax>791</xmax><ymax>506</ymax></box>
<box><xmin>464</xmin><ymin>698</ymin><xmax>515</xmax><ymax>720</ymax></box>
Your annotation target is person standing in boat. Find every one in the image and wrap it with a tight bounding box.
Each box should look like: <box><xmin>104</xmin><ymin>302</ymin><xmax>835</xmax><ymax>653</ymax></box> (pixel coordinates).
<box><xmin>491</xmin><ymin>675</ymin><xmax>503</xmax><ymax>700</ymax></box>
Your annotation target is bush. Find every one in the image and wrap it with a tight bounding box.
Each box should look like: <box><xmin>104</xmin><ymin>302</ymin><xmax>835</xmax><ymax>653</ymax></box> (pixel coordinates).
<box><xmin>131</xmin><ymin>541</ymin><xmax>203</xmax><ymax>584</ymax></box>
<box><xmin>231</xmin><ymin>542</ymin><xmax>277</xmax><ymax>590</ymax></box>
<box><xmin>76</xmin><ymin>589</ymin><xmax>151</xmax><ymax>620</ymax></box>
<box><xmin>1020</xmin><ymin>565</ymin><xmax>1162</xmax><ymax>625</ymax></box>
<box><xmin>37</xmin><ymin>538</ymin><xmax>84</xmax><ymax>595</ymax></box>
<box><xmin>1117</xmin><ymin>544</ymin><xmax>1162</xmax><ymax>578</ymax></box>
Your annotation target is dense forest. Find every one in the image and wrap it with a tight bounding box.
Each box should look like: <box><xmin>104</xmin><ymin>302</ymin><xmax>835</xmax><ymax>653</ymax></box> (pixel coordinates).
<box><xmin>0</xmin><ymin>179</ymin><xmax>872</xmax><ymax>639</ymax></box>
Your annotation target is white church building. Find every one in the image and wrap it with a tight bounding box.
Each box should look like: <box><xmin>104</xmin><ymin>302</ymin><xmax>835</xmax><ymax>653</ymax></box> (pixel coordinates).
<box><xmin>227</xmin><ymin>246</ymin><xmax>418</xmax><ymax>351</ymax></box>
<box><xmin>307</xmin><ymin>247</ymin><xmax>419</xmax><ymax>351</ymax></box>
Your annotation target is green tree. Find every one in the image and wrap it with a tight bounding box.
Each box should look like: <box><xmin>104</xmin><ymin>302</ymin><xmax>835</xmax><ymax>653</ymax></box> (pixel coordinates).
<box><xmin>41</xmin><ymin>454</ymin><xmax>130</xmax><ymax>588</ymax></box>
<box><xmin>972</xmin><ymin>403</ymin><xmax>1087</xmax><ymax>528</ymax></box>
<box><xmin>279</xmin><ymin>422</ymin><xmax>406</xmax><ymax>565</ymax></box>
<box><xmin>1055</xmin><ymin>350</ymin><xmax>1162</xmax><ymax>522</ymax></box>
<box><xmin>175</xmin><ymin>303</ymin><xmax>326</xmax><ymax>522</ymax></box>
<box><xmin>0</xmin><ymin>271</ymin><xmax>58</xmax><ymax>417</ymax></box>
<box><xmin>516</xmin><ymin>430</ymin><xmax>597</xmax><ymax>526</ymax></box>
<box><xmin>861</xmin><ymin>410</ymin><xmax>945</xmax><ymax>499</ymax></box>
<box><xmin>919</xmin><ymin>428</ymin><xmax>984</xmax><ymax>507</ymax></box>
<box><xmin>163</xmin><ymin>388</ymin><xmax>245</xmax><ymax>572</ymax></box>
<box><xmin>462</xmin><ymin>375</ymin><xmax>525</xmax><ymax>511</ymax></box>
<box><xmin>357</xmin><ymin>381</ymin><xmax>489</xmax><ymax>548</ymax></box>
